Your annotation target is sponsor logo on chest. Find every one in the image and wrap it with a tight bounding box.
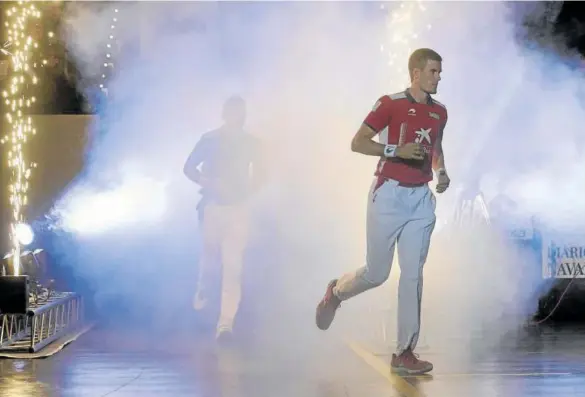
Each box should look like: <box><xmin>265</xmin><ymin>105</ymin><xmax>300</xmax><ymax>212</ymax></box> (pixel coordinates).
<box><xmin>414</xmin><ymin>128</ymin><xmax>432</xmax><ymax>144</ymax></box>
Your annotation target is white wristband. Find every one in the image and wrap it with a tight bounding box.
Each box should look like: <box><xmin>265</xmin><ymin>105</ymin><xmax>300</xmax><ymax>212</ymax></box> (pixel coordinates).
<box><xmin>383</xmin><ymin>144</ymin><xmax>398</xmax><ymax>158</ymax></box>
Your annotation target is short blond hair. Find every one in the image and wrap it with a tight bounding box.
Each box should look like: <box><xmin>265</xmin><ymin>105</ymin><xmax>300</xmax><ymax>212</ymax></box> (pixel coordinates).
<box><xmin>408</xmin><ymin>48</ymin><xmax>442</xmax><ymax>81</ymax></box>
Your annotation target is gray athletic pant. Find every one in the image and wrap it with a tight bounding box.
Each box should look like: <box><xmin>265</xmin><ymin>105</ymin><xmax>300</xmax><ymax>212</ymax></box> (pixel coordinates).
<box><xmin>333</xmin><ymin>177</ymin><xmax>436</xmax><ymax>355</ymax></box>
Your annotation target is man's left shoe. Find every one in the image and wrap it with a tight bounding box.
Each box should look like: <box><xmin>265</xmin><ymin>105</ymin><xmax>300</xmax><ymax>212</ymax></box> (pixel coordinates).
<box><xmin>390</xmin><ymin>349</ymin><xmax>433</xmax><ymax>375</ymax></box>
<box><xmin>315</xmin><ymin>279</ymin><xmax>341</xmax><ymax>330</ymax></box>
<box><xmin>216</xmin><ymin>326</ymin><xmax>234</xmax><ymax>345</ymax></box>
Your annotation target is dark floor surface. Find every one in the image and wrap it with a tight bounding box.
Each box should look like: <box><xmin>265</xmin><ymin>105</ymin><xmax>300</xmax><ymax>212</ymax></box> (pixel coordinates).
<box><xmin>0</xmin><ymin>324</ymin><xmax>394</xmax><ymax>397</ymax></box>
<box><xmin>350</xmin><ymin>324</ymin><xmax>585</xmax><ymax>397</ymax></box>
<box><xmin>2</xmin><ymin>323</ymin><xmax>585</xmax><ymax>397</ymax></box>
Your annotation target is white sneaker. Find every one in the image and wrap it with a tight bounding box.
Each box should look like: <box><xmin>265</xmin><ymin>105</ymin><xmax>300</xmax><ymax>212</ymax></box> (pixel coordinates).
<box><xmin>216</xmin><ymin>325</ymin><xmax>233</xmax><ymax>343</ymax></box>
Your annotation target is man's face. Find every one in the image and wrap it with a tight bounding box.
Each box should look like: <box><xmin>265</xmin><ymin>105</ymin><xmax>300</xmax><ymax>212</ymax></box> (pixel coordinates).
<box><xmin>415</xmin><ymin>59</ymin><xmax>442</xmax><ymax>95</ymax></box>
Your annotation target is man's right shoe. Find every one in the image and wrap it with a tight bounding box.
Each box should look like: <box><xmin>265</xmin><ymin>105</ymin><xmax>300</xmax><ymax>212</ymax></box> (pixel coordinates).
<box><xmin>390</xmin><ymin>349</ymin><xmax>433</xmax><ymax>375</ymax></box>
<box><xmin>216</xmin><ymin>326</ymin><xmax>234</xmax><ymax>345</ymax></box>
<box><xmin>315</xmin><ymin>279</ymin><xmax>341</xmax><ymax>330</ymax></box>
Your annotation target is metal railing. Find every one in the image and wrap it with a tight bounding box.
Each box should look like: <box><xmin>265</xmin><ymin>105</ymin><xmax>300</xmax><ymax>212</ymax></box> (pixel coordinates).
<box><xmin>0</xmin><ymin>292</ymin><xmax>83</xmax><ymax>353</ymax></box>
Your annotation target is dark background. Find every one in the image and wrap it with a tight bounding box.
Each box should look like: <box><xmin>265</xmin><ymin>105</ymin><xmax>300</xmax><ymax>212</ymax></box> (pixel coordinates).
<box><xmin>557</xmin><ymin>1</ymin><xmax>585</xmax><ymax>54</ymax></box>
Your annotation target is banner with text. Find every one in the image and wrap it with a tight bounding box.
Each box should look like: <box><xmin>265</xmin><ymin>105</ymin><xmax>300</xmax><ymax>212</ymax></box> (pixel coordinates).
<box><xmin>543</xmin><ymin>239</ymin><xmax>585</xmax><ymax>279</ymax></box>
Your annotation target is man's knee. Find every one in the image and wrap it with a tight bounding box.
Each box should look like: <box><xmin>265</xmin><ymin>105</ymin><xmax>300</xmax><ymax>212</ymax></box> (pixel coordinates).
<box><xmin>360</xmin><ymin>267</ymin><xmax>390</xmax><ymax>287</ymax></box>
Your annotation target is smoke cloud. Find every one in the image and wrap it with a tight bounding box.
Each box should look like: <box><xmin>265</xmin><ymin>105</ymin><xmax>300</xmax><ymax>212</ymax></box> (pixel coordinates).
<box><xmin>44</xmin><ymin>0</ymin><xmax>583</xmax><ymax>360</ymax></box>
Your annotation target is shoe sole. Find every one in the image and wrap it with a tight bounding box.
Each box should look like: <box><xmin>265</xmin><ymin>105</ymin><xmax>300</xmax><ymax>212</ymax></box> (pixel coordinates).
<box><xmin>315</xmin><ymin>280</ymin><xmax>339</xmax><ymax>330</ymax></box>
<box><xmin>315</xmin><ymin>303</ymin><xmax>335</xmax><ymax>330</ymax></box>
<box><xmin>216</xmin><ymin>331</ymin><xmax>234</xmax><ymax>345</ymax></box>
<box><xmin>390</xmin><ymin>365</ymin><xmax>433</xmax><ymax>376</ymax></box>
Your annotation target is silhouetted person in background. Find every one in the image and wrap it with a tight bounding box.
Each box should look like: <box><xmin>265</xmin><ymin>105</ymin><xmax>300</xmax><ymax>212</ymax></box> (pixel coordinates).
<box><xmin>183</xmin><ymin>96</ymin><xmax>264</xmax><ymax>342</ymax></box>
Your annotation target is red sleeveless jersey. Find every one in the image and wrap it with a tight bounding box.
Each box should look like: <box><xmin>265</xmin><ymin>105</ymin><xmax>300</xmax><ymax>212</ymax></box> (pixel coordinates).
<box><xmin>363</xmin><ymin>89</ymin><xmax>448</xmax><ymax>185</ymax></box>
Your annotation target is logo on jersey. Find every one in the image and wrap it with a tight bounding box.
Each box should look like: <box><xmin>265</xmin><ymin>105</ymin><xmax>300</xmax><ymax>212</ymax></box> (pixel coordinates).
<box><xmin>429</xmin><ymin>112</ymin><xmax>440</xmax><ymax>120</ymax></box>
<box><xmin>414</xmin><ymin>127</ymin><xmax>432</xmax><ymax>144</ymax></box>
<box><xmin>408</xmin><ymin>108</ymin><xmax>416</xmax><ymax>116</ymax></box>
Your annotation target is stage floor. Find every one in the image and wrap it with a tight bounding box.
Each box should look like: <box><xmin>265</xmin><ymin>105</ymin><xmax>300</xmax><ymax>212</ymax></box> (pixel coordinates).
<box><xmin>1</xmin><ymin>324</ymin><xmax>585</xmax><ymax>397</ymax></box>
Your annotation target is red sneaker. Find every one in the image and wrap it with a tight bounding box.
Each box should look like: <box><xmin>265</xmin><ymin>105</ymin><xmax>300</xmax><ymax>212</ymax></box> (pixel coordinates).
<box><xmin>315</xmin><ymin>280</ymin><xmax>341</xmax><ymax>330</ymax></box>
<box><xmin>391</xmin><ymin>349</ymin><xmax>433</xmax><ymax>375</ymax></box>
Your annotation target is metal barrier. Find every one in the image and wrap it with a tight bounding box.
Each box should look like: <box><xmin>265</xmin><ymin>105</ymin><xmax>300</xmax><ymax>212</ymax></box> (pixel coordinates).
<box><xmin>0</xmin><ymin>292</ymin><xmax>83</xmax><ymax>353</ymax></box>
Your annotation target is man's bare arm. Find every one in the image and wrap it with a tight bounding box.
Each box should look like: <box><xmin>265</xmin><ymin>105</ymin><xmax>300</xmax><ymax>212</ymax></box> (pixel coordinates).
<box><xmin>432</xmin><ymin>121</ymin><xmax>447</xmax><ymax>172</ymax></box>
<box><xmin>351</xmin><ymin>123</ymin><xmax>423</xmax><ymax>160</ymax></box>
<box><xmin>432</xmin><ymin>144</ymin><xmax>446</xmax><ymax>171</ymax></box>
<box><xmin>351</xmin><ymin>124</ymin><xmax>385</xmax><ymax>156</ymax></box>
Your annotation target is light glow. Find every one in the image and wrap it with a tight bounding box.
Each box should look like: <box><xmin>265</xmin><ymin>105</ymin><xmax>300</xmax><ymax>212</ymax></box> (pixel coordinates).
<box><xmin>51</xmin><ymin>172</ymin><xmax>168</xmax><ymax>237</ymax></box>
<box><xmin>15</xmin><ymin>222</ymin><xmax>33</xmax><ymax>246</ymax></box>
<box><xmin>1</xmin><ymin>1</ymin><xmax>43</xmax><ymax>276</ymax></box>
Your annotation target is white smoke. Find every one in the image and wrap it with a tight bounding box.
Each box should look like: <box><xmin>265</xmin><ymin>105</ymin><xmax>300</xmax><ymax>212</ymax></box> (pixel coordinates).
<box><xmin>49</xmin><ymin>1</ymin><xmax>583</xmax><ymax>357</ymax></box>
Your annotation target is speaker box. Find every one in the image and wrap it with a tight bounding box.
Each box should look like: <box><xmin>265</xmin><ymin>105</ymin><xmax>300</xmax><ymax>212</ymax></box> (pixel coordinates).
<box><xmin>0</xmin><ymin>275</ymin><xmax>30</xmax><ymax>314</ymax></box>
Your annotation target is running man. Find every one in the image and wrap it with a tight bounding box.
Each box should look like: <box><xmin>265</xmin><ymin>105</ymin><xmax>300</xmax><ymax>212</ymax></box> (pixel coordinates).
<box><xmin>315</xmin><ymin>48</ymin><xmax>450</xmax><ymax>375</ymax></box>
<box><xmin>184</xmin><ymin>95</ymin><xmax>263</xmax><ymax>342</ymax></box>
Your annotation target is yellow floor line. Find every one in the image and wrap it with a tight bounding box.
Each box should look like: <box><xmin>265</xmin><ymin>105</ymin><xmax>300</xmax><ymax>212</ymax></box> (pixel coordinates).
<box><xmin>345</xmin><ymin>339</ymin><xmax>572</xmax><ymax>397</ymax></box>
<box><xmin>422</xmin><ymin>372</ymin><xmax>572</xmax><ymax>378</ymax></box>
<box><xmin>345</xmin><ymin>340</ymin><xmax>423</xmax><ymax>397</ymax></box>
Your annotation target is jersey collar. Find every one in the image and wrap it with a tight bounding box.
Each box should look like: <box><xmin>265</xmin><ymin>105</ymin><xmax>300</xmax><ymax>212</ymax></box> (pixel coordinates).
<box><xmin>404</xmin><ymin>88</ymin><xmax>433</xmax><ymax>106</ymax></box>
